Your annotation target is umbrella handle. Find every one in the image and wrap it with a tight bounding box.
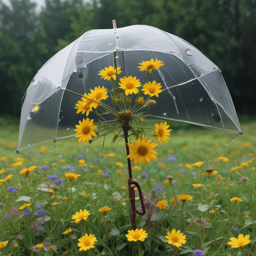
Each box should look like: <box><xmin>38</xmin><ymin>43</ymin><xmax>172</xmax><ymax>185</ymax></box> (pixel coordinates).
<box><xmin>128</xmin><ymin>178</ymin><xmax>146</xmax><ymax>230</ymax></box>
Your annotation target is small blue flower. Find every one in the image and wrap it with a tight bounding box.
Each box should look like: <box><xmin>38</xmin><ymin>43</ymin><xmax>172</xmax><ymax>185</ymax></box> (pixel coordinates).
<box><xmin>142</xmin><ymin>172</ymin><xmax>149</xmax><ymax>178</ymax></box>
<box><xmin>38</xmin><ymin>153</ymin><xmax>42</xmax><ymax>158</ymax></box>
<box><xmin>58</xmin><ymin>155</ymin><xmax>63</xmax><ymax>159</ymax></box>
<box><xmin>7</xmin><ymin>186</ymin><xmax>17</xmax><ymax>192</ymax></box>
<box><xmin>168</xmin><ymin>156</ymin><xmax>177</xmax><ymax>162</ymax></box>
<box><xmin>77</xmin><ymin>154</ymin><xmax>84</xmax><ymax>159</ymax></box>
<box><xmin>102</xmin><ymin>172</ymin><xmax>110</xmax><ymax>177</ymax></box>
<box><xmin>181</xmin><ymin>169</ymin><xmax>188</xmax><ymax>174</ymax></box>
<box><xmin>36</xmin><ymin>210</ymin><xmax>46</xmax><ymax>216</ymax></box>
<box><xmin>48</xmin><ymin>175</ymin><xmax>58</xmax><ymax>180</ymax></box>
<box><xmin>172</xmin><ymin>180</ymin><xmax>178</xmax><ymax>184</ymax></box>
<box><xmin>36</xmin><ymin>203</ymin><xmax>42</xmax><ymax>208</ymax></box>
<box><xmin>194</xmin><ymin>249</ymin><xmax>204</xmax><ymax>256</ymax></box>
<box><xmin>231</xmin><ymin>227</ymin><xmax>239</xmax><ymax>231</ymax></box>
<box><xmin>81</xmin><ymin>167</ymin><xmax>89</xmax><ymax>172</ymax></box>
<box><xmin>192</xmin><ymin>172</ymin><xmax>197</xmax><ymax>177</ymax></box>
<box><xmin>23</xmin><ymin>209</ymin><xmax>32</xmax><ymax>215</ymax></box>
<box><xmin>37</xmin><ymin>225</ymin><xmax>44</xmax><ymax>231</ymax></box>
<box><xmin>42</xmin><ymin>166</ymin><xmax>49</xmax><ymax>171</ymax></box>
<box><xmin>54</xmin><ymin>179</ymin><xmax>63</xmax><ymax>185</ymax></box>
<box><xmin>5</xmin><ymin>214</ymin><xmax>10</xmax><ymax>219</ymax></box>
<box><xmin>154</xmin><ymin>183</ymin><xmax>163</xmax><ymax>193</ymax></box>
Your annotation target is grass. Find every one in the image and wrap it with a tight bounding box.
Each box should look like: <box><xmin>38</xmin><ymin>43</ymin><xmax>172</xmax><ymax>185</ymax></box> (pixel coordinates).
<box><xmin>0</xmin><ymin>116</ymin><xmax>256</xmax><ymax>255</ymax></box>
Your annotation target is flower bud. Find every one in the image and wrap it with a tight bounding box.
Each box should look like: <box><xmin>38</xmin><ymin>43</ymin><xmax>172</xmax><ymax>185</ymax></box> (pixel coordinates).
<box><xmin>241</xmin><ymin>176</ymin><xmax>249</xmax><ymax>182</ymax></box>
<box><xmin>167</xmin><ymin>175</ymin><xmax>173</xmax><ymax>181</ymax></box>
<box><xmin>147</xmin><ymin>100</ymin><xmax>156</xmax><ymax>107</ymax></box>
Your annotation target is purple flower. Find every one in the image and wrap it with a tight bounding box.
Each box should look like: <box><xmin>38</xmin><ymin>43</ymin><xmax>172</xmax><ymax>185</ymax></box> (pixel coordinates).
<box><xmin>36</xmin><ymin>210</ymin><xmax>46</xmax><ymax>216</ymax></box>
<box><xmin>102</xmin><ymin>172</ymin><xmax>110</xmax><ymax>177</ymax></box>
<box><xmin>142</xmin><ymin>172</ymin><xmax>149</xmax><ymax>178</ymax></box>
<box><xmin>241</xmin><ymin>176</ymin><xmax>249</xmax><ymax>182</ymax></box>
<box><xmin>48</xmin><ymin>175</ymin><xmax>58</xmax><ymax>180</ymax></box>
<box><xmin>192</xmin><ymin>172</ymin><xmax>197</xmax><ymax>177</ymax></box>
<box><xmin>154</xmin><ymin>183</ymin><xmax>163</xmax><ymax>193</ymax></box>
<box><xmin>231</xmin><ymin>227</ymin><xmax>239</xmax><ymax>231</ymax></box>
<box><xmin>42</xmin><ymin>166</ymin><xmax>49</xmax><ymax>171</ymax></box>
<box><xmin>36</xmin><ymin>203</ymin><xmax>42</xmax><ymax>208</ymax></box>
<box><xmin>181</xmin><ymin>169</ymin><xmax>187</xmax><ymax>174</ymax></box>
<box><xmin>54</xmin><ymin>179</ymin><xmax>63</xmax><ymax>185</ymax></box>
<box><xmin>23</xmin><ymin>209</ymin><xmax>32</xmax><ymax>215</ymax></box>
<box><xmin>77</xmin><ymin>154</ymin><xmax>84</xmax><ymax>159</ymax></box>
<box><xmin>7</xmin><ymin>186</ymin><xmax>17</xmax><ymax>192</ymax></box>
<box><xmin>168</xmin><ymin>156</ymin><xmax>177</xmax><ymax>162</ymax></box>
<box><xmin>172</xmin><ymin>180</ymin><xmax>178</xmax><ymax>184</ymax></box>
<box><xmin>37</xmin><ymin>225</ymin><xmax>44</xmax><ymax>231</ymax></box>
<box><xmin>58</xmin><ymin>155</ymin><xmax>63</xmax><ymax>159</ymax></box>
<box><xmin>194</xmin><ymin>249</ymin><xmax>204</xmax><ymax>256</ymax></box>
<box><xmin>5</xmin><ymin>214</ymin><xmax>10</xmax><ymax>219</ymax></box>
<box><xmin>38</xmin><ymin>153</ymin><xmax>42</xmax><ymax>158</ymax></box>
<box><xmin>81</xmin><ymin>167</ymin><xmax>89</xmax><ymax>172</ymax></box>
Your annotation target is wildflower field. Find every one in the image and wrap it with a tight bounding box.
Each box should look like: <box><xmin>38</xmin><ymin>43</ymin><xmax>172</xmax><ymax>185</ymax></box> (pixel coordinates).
<box><xmin>0</xmin><ymin>117</ymin><xmax>255</xmax><ymax>256</ymax></box>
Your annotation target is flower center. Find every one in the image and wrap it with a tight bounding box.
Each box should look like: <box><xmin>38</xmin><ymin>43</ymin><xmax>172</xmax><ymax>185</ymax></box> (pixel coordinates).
<box><xmin>238</xmin><ymin>242</ymin><xmax>244</xmax><ymax>247</ymax></box>
<box><xmin>84</xmin><ymin>240</ymin><xmax>91</xmax><ymax>246</ymax></box>
<box><xmin>137</xmin><ymin>146</ymin><xmax>148</xmax><ymax>156</ymax></box>
<box><xmin>133</xmin><ymin>234</ymin><xmax>140</xmax><ymax>240</ymax></box>
<box><xmin>95</xmin><ymin>92</ymin><xmax>103</xmax><ymax>99</ymax></box>
<box><xmin>149</xmin><ymin>87</ymin><xmax>156</xmax><ymax>93</ymax></box>
<box><xmin>126</xmin><ymin>82</ymin><xmax>134</xmax><ymax>89</ymax></box>
<box><xmin>82</xmin><ymin>126</ymin><xmax>90</xmax><ymax>135</ymax></box>
<box><xmin>172</xmin><ymin>236</ymin><xmax>179</xmax><ymax>242</ymax></box>
<box><xmin>147</xmin><ymin>64</ymin><xmax>154</xmax><ymax>70</ymax></box>
<box><xmin>158</xmin><ymin>127</ymin><xmax>164</xmax><ymax>137</ymax></box>
<box><xmin>107</xmin><ymin>71</ymin><xmax>114</xmax><ymax>76</ymax></box>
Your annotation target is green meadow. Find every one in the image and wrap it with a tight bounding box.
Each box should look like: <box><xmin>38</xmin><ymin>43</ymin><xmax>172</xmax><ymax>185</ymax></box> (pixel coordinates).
<box><xmin>0</xmin><ymin>116</ymin><xmax>256</xmax><ymax>255</ymax></box>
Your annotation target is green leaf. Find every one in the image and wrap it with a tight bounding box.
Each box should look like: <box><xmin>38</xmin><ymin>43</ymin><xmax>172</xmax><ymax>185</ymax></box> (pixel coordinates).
<box><xmin>180</xmin><ymin>249</ymin><xmax>194</xmax><ymax>254</ymax></box>
<box><xmin>110</xmin><ymin>228</ymin><xmax>120</xmax><ymax>236</ymax></box>
<box><xmin>16</xmin><ymin>196</ymin><xmax>31</xmax><ymax>202</ymax></box>
<box><xmin>150</xmin><ymin>211</ymin><xmax>166</xmax><ymax>221</ymax></box>
<box><xmin>197</xmin><ymin>203</ymin><xmax>209</xmax><ymax>212</ymax></box>
<box><xmin>202</xmin><ymin>237</ymin><xmax>224</xmax><ymax>247</ymax></box>
<box><xmin>117</xmin><ymin>242</ymin><xmax>127</xmax><ymax>251</ymax></box>
<box><xmin>158</xmin><ymin>235</ymin><xmax>168</xmax><ymax>243</ymax></box>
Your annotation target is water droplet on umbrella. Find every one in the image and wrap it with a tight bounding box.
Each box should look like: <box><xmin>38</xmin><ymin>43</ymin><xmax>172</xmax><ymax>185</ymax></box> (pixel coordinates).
<box><xmin>163</xmin><ymin>113</ymin><xmax>166</xmax><ymax>116</ymax></box>
<box><xmin>67</xmin><ymin>128</ymin><xmax>70</xmax><ymax>130</ymax></box>
<box><xmin>199</xmin><ymin>98</ymin><xmax>203</xmax><ymax>102</ymax></box>
<box><xmin>27</xmin><ymin>116</ymin><xmax>31</xmax><ymax>120</ymax></box>
<box><xmin>232</xmin><ymin>139</ymin><xmax>234</xmax><ymax>142</ymax></box>
<box><xmin>173</xmin><ymin>96</ymin><xmax>176</xmax><ymax>100</ymax></box>
<box><xmin>212</xmin><ymin>114</ymin><xmax>221</xmax><ymax>123</ymax></box>
<box><xmin>185</xmin><ymin>49</ymin><xmax>192</xmax><ymax>56</ymax></box>
<box><xmin>192</xmin><ymin>83</ymin><xmax>195</xmax><ymax>86</ymax></box>
<box><xmin>226</xmin><ymin>143</ymin><xmax>229</xmax><ymax>146</ymax></box>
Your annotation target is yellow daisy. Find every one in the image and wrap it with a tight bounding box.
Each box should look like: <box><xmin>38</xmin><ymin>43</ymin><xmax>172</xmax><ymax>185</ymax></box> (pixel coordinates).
<box><xmin>193</xmin><ymin>161</ymin><xmax>204</xmax><ymax>167</ymax></box>
<box><xmin>77</xmin><ymin>234</ymin><xmax>97</xmax><ymax>251</ymax></box>
<box><xmin>165</xmin><ymin>229</ymin><xmax>186</xmax><ymax>248</ymax></box>
<box><xmin>119</xmin><ymin>76</ymin><xmax>141</xmax><ymax>95</ymax></box>
<box><xmin>35</xmin><ymin>243</ymin><xmax>44</xmax><ymax>249</ymax></box>
<box><xmin>75</xmin><ymin>95</ymin><xmax>98</xmax><ymax>116</ymax></box>
<box><xmin>19</xmin><ymin>203</ymin><xmax>31</xmax><ymax>210</ymax></box>
<box><xmin>227</xmin><ymin>234</ymin><xmax>251</xmax><ymax>248</ymax></box>
<box><xmin>156</xmin><ymin>200</ymin><xmax>168</xmax><ymax>209</ymax></box>
<box><xmin>98</xmin><ymin>206</ymin><xmax>111</xmax><ymax>215</ymax></box>
<box><xmin>75</xmin><ymin>118</ymin><xmax>97</xmax><ymax>143</ymax></box>
<box><xmin>116</xmin><ymin>162</ymin><xmax>124</xmax><ymax>167</ymax></box>
<box><xmin>126</xmin><ymin>229</ymin><xmax>148</xmax><ymax>242</ymax></box>
<box><xmin>177</xmin><ymin>195</ymin><xmax>193</xmax><ymax>202</ymax></box>
<box><xmin>65</xmin><ymin>173</ymin><xmax>81</xmax><ymax>182</ymax></box>
<box><xmin>11</xmin><ymin>161</ymin><xmax>24</xmax><ymax>167</ymax></box>
<box><xmin>0</xmin><ymin>169</ymin><xmax>5</xmax><ymax>174</ymax></box>
<box><xmin>138</xmin><ymin>59</ymin><xmax>164</xmax><ymax>74</ymax></box>
<box><xmin>52</xmin><ymin>202</ymin><xmax>59</xmax><ymax>206</ymax></box>
<box><xmin>127</xmin><ymin>137</ymin><xmax>158</xmax><ymax>165</ymax></box>
<box><xmin>89</xmin><ymin>86</ymin><xmax>108</xmax><ymax>102</ymax></box>
<box><xmin>19</xmin><ymin>166</ymin><xmax>37</xmax><ymax>177</ymax></box>
<box><xmin>121</xmin><ymin>186</ymin><xmax>127</xmax><ymax>191</ymax></box>
<box><xmin>98</xmin><ymin>66</ymin><xmax>121</xmax><ymax>80</ymax></box>
<box><xmin>136</xmin><ymin>97</ymin><xmax>144</xmax><ymax>104</ymax></box>
<box><xmin>230</xmin><ymin>197</ymin><xmax>243</xmax><ymax>203</ymax></box>
<box><xmin>5</xmin><ymin>175</ymin><xmax>13</xmax><ymax>181</ymax></box>
<box><xmin>63</xmin><ymin>228</ymin><xmax>72</xmax><ymax>235</ymax></box>
<box><xmin>142</xmin><ymin>81</ymin><xmax>163</xmax><ymax>97</ymax></box>
<box><xmin>72</xmin><ymin>209</ymin><xmax>90</xmax><ymax>223</ymax></box>
<box><xmin>203</xmin><ymin>169</ymin><xmax>218</xmax><ymax>177</ymax></box>
<box><xmin>152</xmin><ymin>122</ymin><xmax>171</xmax><ymax>143</ymax></box>
<box><xmin>0</xmin><ymin>241</ymin><xmax>8</xmax><ymax>250</ymax></box>
<box><xmin>193</xmin><ymin>184</ymin><xmax>203</xmax><ymax>188</ymax></box>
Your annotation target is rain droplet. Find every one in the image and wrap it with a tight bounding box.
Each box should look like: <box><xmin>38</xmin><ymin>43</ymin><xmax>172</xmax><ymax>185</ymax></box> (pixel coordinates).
<box><xmin>163</xmin><ymin>113</ymin><xmax>167</xmax><ymax>116</ymax></box>
<box><xmin>226</xmin><ymin>143</ymin><xmax>229</xmax><ymax>146</ymax></box>
<box><xmin>199</xmin><ymin>98</ymin><xmax>204</xmax><ymax>102</ymax></box>
<box><xmin>185</xmin><ymin>48</ymin><xmax>192</xmax><ymax>56</ymax></box>
<box><xmin>232</xmin><ymin>139</ymin><xmax>234</xmax><ymax>142</ymax></box>
<box><xmin>192</xmin><ymin>83</ymin><xmax>195</xmax><ymax>86</ymax></box>
<box><xmin>173</xmin><ymin>96</ymin><xmax>176</xmax><ymax>100</ymax></box>
<box><xmin>27</xmin><ymin>116</ymin><xmax>31</xmax><ymax>120</ymax></box>
<box><xmin>67</xmin><ymin>128</ymin><xmax>70</xmax><ymax>130</ymax></box>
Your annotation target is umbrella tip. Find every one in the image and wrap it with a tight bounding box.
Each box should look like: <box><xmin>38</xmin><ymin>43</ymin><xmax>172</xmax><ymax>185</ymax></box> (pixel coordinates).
<box><xmin>112</xmin><ymin>20</ymin><xmax>117</xmax><ymax>30</ymax></box>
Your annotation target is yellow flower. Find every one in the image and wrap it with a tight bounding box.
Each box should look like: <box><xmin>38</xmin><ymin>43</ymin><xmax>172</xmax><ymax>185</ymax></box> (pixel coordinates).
<box><xmin>165</xmin><ymin>229</ymin><xmax>186</xmax><ymax>248</ymax></box>
<box><xmin>126</xmin><ymin>228</ymin><xmax>148</xmax><ymax>242</ymax></box>
<box><xmin>227</xmin><ymin>234</ymin><xmax>251</xmax><ymax>248</ymax></box>
<box><xmin>108</xmin><ymin>153</ymin><xmax>116</xmax><ymax>157</ymax></box>
<box><xmin>240</xmin><ymin>162</ymin><xmax>249</xmax><ymax>167</ymax></box>
<box><xmin>116</xmin><ymin>162</ymin><xmax>124</xmax><ymax>167</ymax></box>
<box><xmin>20</xmin><ymin>166</ymin><xmax>37</xmax><ymax>177</ymax></box>
<box><xmin>77</xmin><ymin>234</ymin><xmax>97</xmax><ymax>251</ymax></box>
<box><xmin>185</xmin><ymin>164</ymin><xmax>193</xmax><ymax>170</ymax></box>
<box><xmin>5</xmin><ymin>175</ymin><xmax>13</xmax><ymax>181</ymax></box>
<box><xmin>156</xmin><ymin>200</ymin><xmax>168</xmax><ymax>209</ymax></box>
<box><xmin>63</xmin><ymin>228</ymin><xmax>72</xmax><ymax>235</ymax></box>
<box><xmin>121</xmin><ymin>186</ymin><xmax>127</xmax><ymax>191</ymax></box>
<box><xmin>81</xmin><ymin>191</ymin><xmax>89</xmax><ymax>197</ymax></box>
<box><xmin>230</xmin><ymin>197</ymin><xmax>243</xmax><ymax>203</ymax></box>
<box><xmin>132</xmin><ymin>166</ymin><xmax>141</xmax><ymax>171</ymax></box>
<box><xmin>1</xmin><ymin>156</ymin><xmax>7</xmax><ymax>161</ymax></box>
<box><xmin>97</xmin><ymin>169</ymin><xmax>103</xmax><ymax>175</ymax></box>
<box><xmin>52</xmin><ymin>202</ymin><xmax>59</xmax><ymax>206</ymax></box>
<box><xmin>203</xmin><ymin>169</ymin><xmax>218</xmax><ymax>177</ymax></box>
<box><xmin>116</xmin><ymin>170</ymin><xmax>122</xmax><ymax>174</ymax></box>
<box><xmin>138</xmin><ymin>59</ymin><xmax>164</xmax><ymax>74</ymax></box>
<box><xmin>193</xmin><ymin>161</ymin><xmax>204</xmax><ymax>167</ymax></box>
<box><xmin>75</xmin><ymin>96</ymin><xmax>98</xmax><ymax>116</ymax></box>
<box><xmin>75</xmin><ymin>118</ymin><xmax>97</xmax><ymax>143</ymax></box>
<box><xmin>209</xmin><ymin>208</ymin><xmax>219</xmax><ymax>214</ymax></box>
<box><xmin>136</xmin><ymin>97</ymin><xmax>144</xmax><ymax>104</ymax></box>
<box><xmin>193</xmin><ymin>184</ymin><xmax>203</xmax><ymax>188</ymax></box>
<box><xmin>11</xmin><ymin>161</ymin><xmax>23</xmax><ymax>167</ymax></box>
<box><xmin>142</xmin><ymin>81</ymin><xmax>162</xmax><ymax>97</ymax></box>
<box><xmin>99</xmin><ymin>66</ymin><xmax>121</xmax><ymax>80</ymax></box>
<box><xmin>36</xmin><ymin>243</ymin><xmax>44</xmax><ymax>249</ymax></box>
<box><xmin>170</xmin><ymin>197</ymin><xmax>178</xmax><ymax>207</ymax></box>
<box><xmin>99</xmin><ymin>206</ymin><xmax>111</xmax><ymax>213</ymax></box>
<box><xmin>78</xmin><ymin>160</ymin><xmax>86</xmax><ymax>167</ymax></box>
<box><xmin>0</xmin><ymin>241</ymin><xmax>8</xmax><ymax>249</ymax></box>
<box><xmin>19</xmin><ymin>203</ymin><xmax>31</xmax><ymax>210</ymax></box>
<box><xmin>119</xmin><ymin>76</ymin><xmax>141</xmax><ymax>95</ymax></box>
<box><xmin>72</xmin><ymin>209</ymin><xmax>90</xmax><ymax>223</ymax></box>
<box><xmin>0</xmin><ymin>169</ymin><xmax>5</xmax><ymax>174</ymax></box>
<box><xmin>39</xmin><ymin>146</ymin><xmax>48</xmax><ymax>153</ymax></box>
<box><xmin>89</xmin><ymin>86</ymin><xmax>108</xmax><ymax>102</ymax></box>
<box><xmin>62</xmin><ymin>197</ymin><xmax>68</xmax><ymax>201</ymax></box>
<box><xmin>65</xmin><ymin>173</ymin><xmax>81</xmax><ymax>182</ymax></box>
<box><xmin>127</xmin><ymin>137</ymin><xmax>158</xmax><ymax>165</ymax></box>
<box><xmin>164</xmin><ymin>180</ymin><xmax>170</xmax><ymax>184</ymax></box>
<box><xmin>15</xmin><ymin>157</ymin><xmax>25</xmax><ymax>162</ymax></box>
<box><xmin>217</xmin><ymin>156</ymin><xmax>229</xmax><ymax>162</ymax></box>
<box><xmin>177</xmin><ymin>195</ymin><xmax>193</xmax><ymax>202</ymax></box>
<box><xmin>152</xmin><ymin>122</ymin><xmax>171</xmax><ymax>143</ymax></box>
<box><xmin>13</xmin><ymin>243</ymin><xmax>19</xmax><ymax>249</ymax></box>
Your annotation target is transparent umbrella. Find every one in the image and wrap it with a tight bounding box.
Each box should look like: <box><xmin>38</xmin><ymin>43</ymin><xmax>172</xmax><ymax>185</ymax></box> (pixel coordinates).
<box><xmin>17</xmin><ymin>21</ymin><xmax>242</xmax><ymax>229</ymax></box>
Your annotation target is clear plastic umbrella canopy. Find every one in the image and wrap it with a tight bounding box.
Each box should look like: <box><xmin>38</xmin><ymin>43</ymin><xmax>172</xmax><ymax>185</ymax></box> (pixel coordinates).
<box><xmin>18</xmin><ymin>24</ymin><xmax>242</xmax><ymax>151</ymax></box>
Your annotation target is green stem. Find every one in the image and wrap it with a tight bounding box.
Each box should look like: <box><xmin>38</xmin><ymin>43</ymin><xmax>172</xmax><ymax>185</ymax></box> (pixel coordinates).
<box><xmin>137</xmin><ymin>241</ymin><xmax>140</xmax><ymax>256</ymax></box>
<box><xmin>70</xmin><ymin>181</ymin><xmax>72</xmax><ymax>206</ymax></box>
<box><xmin>180</xmin><ymin>201</ymin><xmax>185</xmax><ymax>231</ymax></box>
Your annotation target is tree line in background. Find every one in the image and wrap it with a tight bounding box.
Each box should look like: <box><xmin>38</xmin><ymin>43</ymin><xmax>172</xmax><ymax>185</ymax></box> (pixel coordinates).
<box><xmin>0</xmin><ymin>0</ymin><xmax>255</xmax><ymax>116</ymax></box>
